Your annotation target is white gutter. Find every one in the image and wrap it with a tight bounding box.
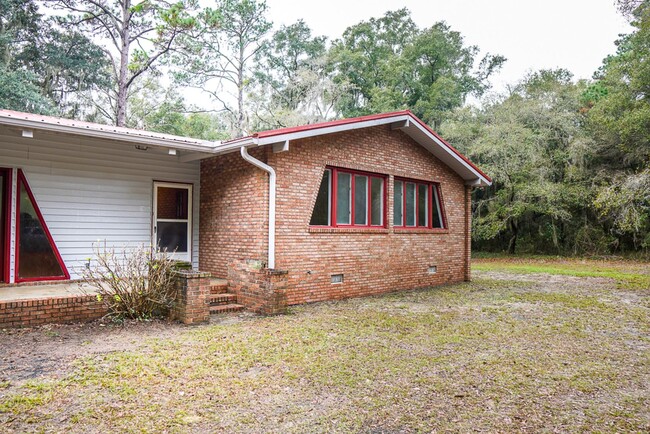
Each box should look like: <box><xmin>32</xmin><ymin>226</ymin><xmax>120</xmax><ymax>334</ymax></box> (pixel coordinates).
<box><xmin>240</xmin><ymin>146</ymin><xmax>276</xmax><ymax>269</ymax></box>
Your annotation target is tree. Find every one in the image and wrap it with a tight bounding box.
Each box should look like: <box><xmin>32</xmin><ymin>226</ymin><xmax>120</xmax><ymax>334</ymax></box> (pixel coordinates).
<box><xmin>584</xmin><ymin>1</ymin><xmax>650</xmax><ymax>248</ymax></box>
<box><xmin>0</xmin><ymin>69</ymin><xmax>53</xmax><ymax>113</ymax></box>
<box><xmin>401</xmin><ymin>24</ymin><xmax>505</xmax><ymax>128</ymax></box>
<box><xmin>21</xmin><ymin>26</ymin><xmax>111</xmax><ymax>117</ymax></box>
<box><xmin>249</xmin><ymin>20</ymin><xmax>349</xmax><ymax>129</ymax></box>
<box><xmin>443</xmin><ymin>70</ymin><xmax>593</xmax><ymax>254</ymax></box>
<box><xmin>330</xmin><ymin>9</ymin><xmax>505</xmax><ymax>128</ymax></box>
<box><xmin>0</xmin><ymin>0</ymin><xmax>109</xmax><ymax>115</ymax></box>
<box><xmin>256</xmin><ymin>20</ymin><xmax>327</xmax><ymax>111</ymax></box>
<box><xmin>1</xmin><ymin>0</ymin><xmax>53</xmax><ymax>112</ymax></box>
<box><xmin>177</xmin><ymin>0</ymin><xmax>270</xmax><ymax>136</ymax></box>
<box><xmin>616</xmin><ymin>0</ymin><xmax>648</xmax><ymax>18</ymax></box>
<box><xmin>126</xmin><ymin>76</ymin><xmax>229</xmax><ymax>140</ymax></box>
<box><xmin>47</xmin><ymin>0</ymin><xmax>199</xmax><ymax>126</ymax></box>
<box><xmin>330</xmin><ymin>8</ymin><xmax>417</xmax><ymax>118</ymax></box>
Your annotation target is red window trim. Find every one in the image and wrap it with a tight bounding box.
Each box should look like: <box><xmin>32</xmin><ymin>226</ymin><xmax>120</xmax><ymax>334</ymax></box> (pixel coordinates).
<box><xmin>15</xmin><ymin>169</ymin><xmax>70</xmax><ymax>283</ymax></box>
<box><xmin>394</xmin><ymin>176</ymin><xmax>447</xmax><ymax>230</ymax></box>
<box><xmin>312</xmin><ymin>166</ymin><xmax>388</xmax><ymax>229</ymax></box>
<box><xmin>1</xmin><ymin>167</ymin><xmax>11</xmax><ymax>283</ymax></box>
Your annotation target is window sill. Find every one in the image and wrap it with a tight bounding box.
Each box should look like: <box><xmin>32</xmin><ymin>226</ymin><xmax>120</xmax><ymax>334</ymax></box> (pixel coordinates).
<box><xmin>309</xmin><ymin>227</ymin><xmax>390</xmax><ymax>234</ymax></box>
<box><xmin>393</xmin><ymin>228</ymin><xmax>449</xmax><ymax>234</ymax></box>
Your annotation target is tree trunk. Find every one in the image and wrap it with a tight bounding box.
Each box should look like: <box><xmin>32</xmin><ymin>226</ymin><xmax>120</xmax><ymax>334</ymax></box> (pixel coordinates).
<box><xmin>507</xmin><ymin>220</ymin><xmax>518</xmax><ymax>254</ymax></box>
<box><xmin>116</xmin><ymin>0</ymin><xmax>131</xmax><ymax>127</ymax></box>
<box><xmin>236</xmin><ymin>42</ymin><xmax>245</xmax><ymax>137</ymax></box>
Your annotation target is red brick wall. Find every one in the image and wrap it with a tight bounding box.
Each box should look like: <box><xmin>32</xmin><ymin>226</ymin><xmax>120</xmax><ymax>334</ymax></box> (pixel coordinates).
<box><xmin>199</xmin><ymin>149</ymin><xmax>269</xmax><ymax>276</ymax></box>
<box><xmin>200</xmin><ymin>125</ymin><xmax>472</xmax><ymax>305</ymax></box>
<box><xmin>0</xmin><ymin>295</ymin><xmax>106</xmax><ymax>328</ymax></box>
<box><xmin>227</xmin><ymin>259</ymin><xmax>288</xmax><ymax>315</ymax></box>
<box><xmin>464</xmin><ymin>185</ymin><xmax>472</xmax><ymax>282</ymax></box>
<box><xmin>170</xmin><ymin>270</ymin><xmax>211</xmax><ymax>324</ymax></box>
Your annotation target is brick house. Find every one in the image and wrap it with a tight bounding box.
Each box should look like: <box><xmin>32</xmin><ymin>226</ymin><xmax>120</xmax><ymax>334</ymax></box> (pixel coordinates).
<box><xmin>0</xmin><ymin>109</ymin><xmax>490</xmax><ymax>325</ymax></box>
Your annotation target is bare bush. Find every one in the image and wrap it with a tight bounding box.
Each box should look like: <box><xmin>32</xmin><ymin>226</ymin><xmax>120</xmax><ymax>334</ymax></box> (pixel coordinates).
<box><xmin>81</xmin><ymin>241</ymin><xmax>178</xmax><ymax>321</ymax></box>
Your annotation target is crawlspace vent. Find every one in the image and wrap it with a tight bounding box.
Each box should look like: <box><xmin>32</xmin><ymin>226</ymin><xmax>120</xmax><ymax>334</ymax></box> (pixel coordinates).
<box><xmin>331</xmin><ymin>274</ymin><xmax>344</xmax><ymax>284</ymax></box>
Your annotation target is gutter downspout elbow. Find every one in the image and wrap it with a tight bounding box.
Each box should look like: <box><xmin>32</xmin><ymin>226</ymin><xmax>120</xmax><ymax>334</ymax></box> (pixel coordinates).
<box><xmin>240</xmin><ymin>146</ymin><xmax>276</xmax><ymax>269</ymax></box>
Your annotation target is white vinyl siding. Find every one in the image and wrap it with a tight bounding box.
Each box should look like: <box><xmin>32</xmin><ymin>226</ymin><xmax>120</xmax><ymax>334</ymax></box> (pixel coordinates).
<box><xmin>0</xmin><ymin>134</ymin><xmax>200</xmax><ymax>280</ymax></box>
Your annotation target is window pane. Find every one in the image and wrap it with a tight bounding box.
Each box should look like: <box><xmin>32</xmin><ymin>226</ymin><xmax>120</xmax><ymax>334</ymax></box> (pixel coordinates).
<box><xmin>157</xmin><ymin>187</ymin><xmax>189</xmax><ymax>219</ymax></box>
<box><xmin>336</xmin><ymin>172</ymin><xmax>351</xmax><ymax>224</ymax></box>
<box><xmin>354</xmin><ymin>175</ymin><xmax>368</xmax><ymax>225</ymax></box>
<box><xmin>418</xmin><ymin>184</ymin><xmax>428</xmax><ymax>227</ymax></box>
<box><xmin>310</xmin><ymin>169</ymin><xmax>331</xmax><ymax>225</ymax></box>
<box><xmin>371</xmin><ymin>177</ymin><xmax>383</xmax><ymax>226</ymax></box>
<box><xmin>394</xmin><ymin>180</ymin><xmax>403</xmax><ymax>226</ymax></box>
<box><xmin>405</xmin><ymin>182</ymin><xmax>416</xmax><ymax>226</ymax></box>
<box><xmin>157</xmin><ymin>221</ymin><xmax>188</xmax><ymax>253</ymax></box>
<box><xmin>433</xmin><ymin>185</ymin><xmax>444</xmax><ymax>228</ymax></box>
<box><xmin>18</xmin><ymin>181</ymin><xmax>65</xmax><ymax>278</ymax></box>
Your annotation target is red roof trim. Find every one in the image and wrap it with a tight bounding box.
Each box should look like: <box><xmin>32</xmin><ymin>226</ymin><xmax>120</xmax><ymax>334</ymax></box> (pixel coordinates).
<box><xmin>222</xmin><ymin>110</ymin><xmax>412</xmax><ymax>144</ymax></box>
<box><xmin>255</xmin><ymin>110</ymin><xmax>412</xmax><ymax>139</ymax></box>
<box><xmin>226</xmin><ymin>110</ymin><xmax>491</xmax><ymax>183</ymax></box>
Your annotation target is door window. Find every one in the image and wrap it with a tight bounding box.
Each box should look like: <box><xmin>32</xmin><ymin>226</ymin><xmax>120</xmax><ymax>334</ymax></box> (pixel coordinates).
<box><xmin>154</xmin><ymin>183</ymin><xmax>192</xmax><ymax>261</ymax></box>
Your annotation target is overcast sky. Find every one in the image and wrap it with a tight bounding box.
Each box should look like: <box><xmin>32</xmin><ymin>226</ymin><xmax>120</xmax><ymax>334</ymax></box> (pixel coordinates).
<box><xmin>264</xmin><ymin>0</ymin><xmax>632</xmax><ymax>93</ymax></box>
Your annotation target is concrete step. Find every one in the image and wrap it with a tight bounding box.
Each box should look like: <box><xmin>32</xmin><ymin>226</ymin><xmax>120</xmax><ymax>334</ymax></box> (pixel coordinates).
<box><xmin>209</xmin><ymin>293</ymin><xmax>238</xmax><ymax>305</ymax></box>
<box><xmin>209</xmin><ymin>303</ymin><xmax>245</xmax><ymax>314</ymax></box>
<box><xmin>210</xmin><ymin>278</ymin><xmax>229</xmax><ymax>294</ymax></box>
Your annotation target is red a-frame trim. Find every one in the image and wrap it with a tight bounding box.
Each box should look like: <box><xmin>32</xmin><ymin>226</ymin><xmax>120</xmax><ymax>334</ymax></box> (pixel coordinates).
<box><xmin>15</xmin><ymin>169</ymin><xmax>70</xmax><ymax>282</ymax></box>
<box><xmin>1</xmin><ymin>168</ymin><xmax>11</xmax><ymax>283</ymax></box>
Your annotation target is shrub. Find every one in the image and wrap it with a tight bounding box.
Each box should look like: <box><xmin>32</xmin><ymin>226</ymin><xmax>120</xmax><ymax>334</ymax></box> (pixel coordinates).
<box><xmin>81</xmin><ymin>241</ymin><xmax>178</xmax><ymax>321</ymax></box>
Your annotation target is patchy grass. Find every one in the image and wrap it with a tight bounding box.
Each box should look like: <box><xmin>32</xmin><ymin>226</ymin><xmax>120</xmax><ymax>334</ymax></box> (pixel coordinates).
<box><xmin>473</xmin><ymin>255</ymin><xmax>650</xmax><ymax>290</ymax></box>
<box><xmin>1</xmin><ymin>266</ymin><xmax>649</xmax><ymax>432</ymax></box>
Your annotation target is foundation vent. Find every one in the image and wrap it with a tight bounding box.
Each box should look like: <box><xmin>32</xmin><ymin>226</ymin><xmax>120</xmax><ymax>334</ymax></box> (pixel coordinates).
<box><xmin>331</xmin><ymin>273</ymin><xmax>344</xmax><ymax>284</ymax></box>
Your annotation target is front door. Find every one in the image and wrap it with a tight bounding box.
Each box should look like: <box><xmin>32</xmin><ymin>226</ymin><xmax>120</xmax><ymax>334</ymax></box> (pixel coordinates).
<box><xmin>153</xmin><ymin>182</ymin><xmax>192</xmax><ymax>262</ymax></box>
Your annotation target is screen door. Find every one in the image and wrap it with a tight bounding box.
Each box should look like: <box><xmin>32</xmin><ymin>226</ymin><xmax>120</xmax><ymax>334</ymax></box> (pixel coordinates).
<box><xmin>0</xmin><ymin>169</ymin><xmax>6</xmax><ymax>282</ymax></box>
<box><xmin>153</xmin><ymin>182</ymin><xmax>192</xmax><ymax>262</ymax></box>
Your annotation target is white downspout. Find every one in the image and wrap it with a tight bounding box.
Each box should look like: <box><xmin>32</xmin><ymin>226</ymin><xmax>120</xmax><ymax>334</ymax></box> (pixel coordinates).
<box><xmin>240</xmin><ymin>146</ymin><xmax>276</xmax><ymax>269</ymax></box>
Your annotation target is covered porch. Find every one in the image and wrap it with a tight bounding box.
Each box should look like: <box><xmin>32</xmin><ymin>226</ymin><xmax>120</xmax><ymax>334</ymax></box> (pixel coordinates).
<box><xmin>0</xmin><ymin>281</ymin><xmax>105</xmax><ymax>328</ymax></box>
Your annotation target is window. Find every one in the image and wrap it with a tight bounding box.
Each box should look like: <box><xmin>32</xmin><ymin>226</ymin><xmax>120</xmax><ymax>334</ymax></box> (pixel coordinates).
<box><xmin>394</xmin><ymin>178</ymin><xmax>446</xmax><ymax>229</ymax></box>
<box><xmin>310</xmin><ymin>167</ymin><xmax>386</xmax><ymax>227</ymax></box>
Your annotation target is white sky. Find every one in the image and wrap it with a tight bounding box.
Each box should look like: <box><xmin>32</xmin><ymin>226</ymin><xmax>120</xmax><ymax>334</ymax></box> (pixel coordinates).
<box><xmin>264</xmin><ymin>0</ymin><xmax>632</xmax><ymax>93</ymax></box>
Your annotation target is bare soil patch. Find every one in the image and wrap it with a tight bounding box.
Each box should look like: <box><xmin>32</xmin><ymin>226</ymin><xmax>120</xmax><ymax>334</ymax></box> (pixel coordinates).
<box><xmin>0</xmin><ymin>313</ymin><xmax>254</xmax><ymax>388</ymax></box>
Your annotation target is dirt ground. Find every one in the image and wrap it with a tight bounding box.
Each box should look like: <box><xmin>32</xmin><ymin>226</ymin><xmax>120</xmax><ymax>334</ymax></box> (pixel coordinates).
<box><xmin>0</xmin><ymin>313</ymin><xmax>254</xmax><ymax>388</ymax></box>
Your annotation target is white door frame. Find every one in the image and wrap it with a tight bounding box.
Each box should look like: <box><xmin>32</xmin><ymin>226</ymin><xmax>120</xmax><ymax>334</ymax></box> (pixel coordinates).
<box><xmin>152</xmin><ymin>181</ymin><xmax>192</xmax><ymax>262</ymax></box>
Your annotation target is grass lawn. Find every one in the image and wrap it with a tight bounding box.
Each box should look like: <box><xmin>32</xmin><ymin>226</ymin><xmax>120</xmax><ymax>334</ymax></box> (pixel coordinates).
<box><xmin>473</xmin><ymin>255</ymin><xmax>650</xmax><ymax>290</ymax></box>
<box><xmin>1</xmin><ymin>258</ymin><xmax>649</xmax><ymax>432</ymax></box>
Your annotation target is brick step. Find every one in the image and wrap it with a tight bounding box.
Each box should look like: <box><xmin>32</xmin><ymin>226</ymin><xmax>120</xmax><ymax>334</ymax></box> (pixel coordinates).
<box><xmin>210</xmin><ymin>278</ymin><xmax>229</xmax><ymax>294</ymax></box>
<box><xmin>209</xmin><ymin>293</ymin><xmax>238</xmax><ymax>305</ymax></box>
<box><xmin>209</xmin><ymin>303</ymin><xmax>245</xmax><ymax>314</ymax></box>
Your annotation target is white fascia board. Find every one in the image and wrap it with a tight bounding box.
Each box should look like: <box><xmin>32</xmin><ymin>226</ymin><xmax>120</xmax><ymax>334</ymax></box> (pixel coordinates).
<box><xmin>252</xmin><ymin>114</ymin><xmax>491</xmax><ymax>187</ymax></box>
<box><xmin>212</xmin><ymin>137</ymin><xmax>257</xmax><ymax>154</ymax></box>
<box><xmin>255</xmin><ymin>116</ymin><xmax>411</xmax><ymax>146</ymax></box>
<box><xmin>0</xmin><ymin>116</ymin><xmax>218</xmax><ymax>154</ymax></box>
<box><xmin>406</xmin><ymin>121</ymin><xmax>492</xmax><ymax>187</ymax></box>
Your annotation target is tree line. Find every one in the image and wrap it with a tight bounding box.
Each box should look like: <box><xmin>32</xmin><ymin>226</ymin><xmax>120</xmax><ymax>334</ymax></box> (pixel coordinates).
<box><xmin>0</xmin><ymin>0</ymin><xmax>648</xmax><ymax>255</ymax></box>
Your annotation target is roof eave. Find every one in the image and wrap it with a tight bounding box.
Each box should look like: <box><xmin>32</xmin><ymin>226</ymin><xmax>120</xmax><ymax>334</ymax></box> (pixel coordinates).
<box><xmin>0</xmin><ymin>114</ymin><xmax>218</xmax><ymax>154</ymax></box>
<box><xmin>251</xmin><ymin>113</ymin><xmax>491</xmax><ymax>185</ymax></box>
